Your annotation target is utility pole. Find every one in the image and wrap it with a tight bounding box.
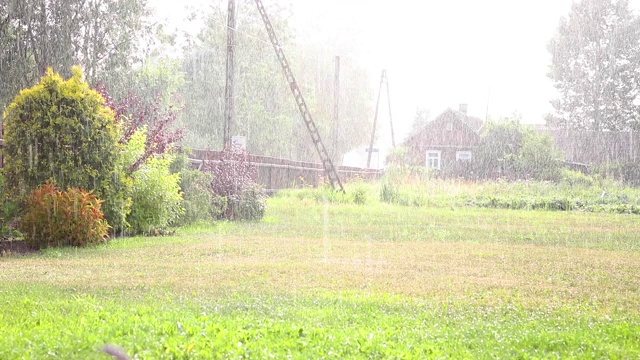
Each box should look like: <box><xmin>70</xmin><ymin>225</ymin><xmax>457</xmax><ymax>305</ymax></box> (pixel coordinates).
<box><xmin>333</xmin><ymin>56</ymin><xmax>340</xmax><ymax>162</ymax></box>
<box><xmin>485</xmin><ymin>86</ymin><xmax>491</xmax><ymax>122</ymax></box>
<box><xmin>223</xmin><ymin>0</ymin><xmax>236</xmax><ymax>149</ymax></box>
<box><xmin>386</xmin><ymin>72</ymin><xmax>395</xmax><ymax>148</ymax></box>
<box><xmin>367</xmin><ymin>70</ymin><xmax>388</xmax><ymax>168</ymax></box>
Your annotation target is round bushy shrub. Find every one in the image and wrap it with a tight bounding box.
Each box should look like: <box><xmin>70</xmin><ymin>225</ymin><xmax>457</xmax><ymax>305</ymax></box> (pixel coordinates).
<box><xmin>209</xmin><ymin>149</ymin><xmax>266</xmax><ymax>221</ymax></box>
<box><xmin>177</xmin><ymin>169</ymin><xmax>224</xmax><ymax>225</ymax></box>
<box><xmin>19</xmin><ymin>183</ymin><xmax>109</xmax><ymax>249</ymax></box>
<box><xmin>227</xmin><ymin>183</ymin><xmax>266</xmax><ymax>221</ymax></box>
<box><xmin>2</xmin><ymin>67</ymin><xmax>126</xmax><ymax>228</ymax></box>
<box><xmin>128</xmin><ymin>154</ymin><xmax>184</xmax><ymax>235</ymax></box>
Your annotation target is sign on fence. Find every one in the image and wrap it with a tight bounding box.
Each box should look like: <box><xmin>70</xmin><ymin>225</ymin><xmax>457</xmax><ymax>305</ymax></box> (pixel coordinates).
<box><xmin>231</xmin><ymin>135</ymin><xmax>247</xmax><ymax>153</ymax></box>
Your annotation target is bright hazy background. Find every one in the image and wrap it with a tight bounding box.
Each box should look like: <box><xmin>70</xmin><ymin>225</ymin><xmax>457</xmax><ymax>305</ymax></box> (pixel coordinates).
<box><xmin>150</xmin><ymin>0</ymin><xmax>640</xmax><ymax>160</ymax></box>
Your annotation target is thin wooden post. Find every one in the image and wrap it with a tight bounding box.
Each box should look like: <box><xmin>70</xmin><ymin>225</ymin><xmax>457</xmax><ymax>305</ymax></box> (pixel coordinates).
<box><xmin>223</xmin><ymin>0</ymin><xmax>236</xmax><ymax>149</ymax></box>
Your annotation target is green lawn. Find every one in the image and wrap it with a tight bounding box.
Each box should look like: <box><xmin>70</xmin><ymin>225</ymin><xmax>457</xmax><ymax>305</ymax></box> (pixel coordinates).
<box><xmin>1</xmin><ymin>197</ymin><xmax>639</xmax><ymax>358</ymax></box>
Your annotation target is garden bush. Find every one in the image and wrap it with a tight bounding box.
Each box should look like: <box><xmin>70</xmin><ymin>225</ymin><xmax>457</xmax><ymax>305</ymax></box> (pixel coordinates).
<box><xmin>227</xmin><ymin>183</ymin><xmax>266</xmax><ymax>221</ymax></box>
<box><xmin>177</xmin><ymin>169</ymin><xmax>224</xmax><ymax>225</ymax></box>
<box><xmin>351</xmin><ymin>185</ymin><xmax>368</xmax><ymax>205</ymax></box>
<box><xmin>379</xmin><ymin>181</ymin><xmax>427</xmax><ymax>207</ymax></box>
<box><xmin>0</xmin><ymin>174</ymin><xmax>20</xmax><ymax>239</ymax></box>
<box><xmin>209</xmin><ymin>149</ymin><xmax>266</xmax><ymax>221</ymax></box>
<box><xmin>104</xmin><ymin>126</ymin><xmax>184</xmax><ymax>235</ymax></box>
<box><xmin>169</xmin><ymin>151</ymin><xmax>225</xmax><ymax>225</ymax></box>
<box><xmin>94</xmin><ymin>83</ymin><xmax>184</xmax><ymax>173</ymax></box>
<box><xmin>380</xmin><ymin>182</ymin><xmax>400</xmax><ymax>204</ymax></box>
<box><xmin>561</xmin><ymin>169</ymin><xmax>594</xmax><ymax>187</ymax></box>
<box><xmin>473</xmin><ymin>119</ymin><xmax>562</xmax><ymax>181</ymax></box>
<box><xmin>594</xmin><ymin>162</ymin><xmax>640</xmax><ymax>187</ymax></box>
<box><xmin>19</xmin><ymin>183</ymin><xmax>109</xmax><ymax>249</ymax></box>
<box><xmin>2</xmin><ymin>67</ymin><xmax>126</xmax><ymax>228</ymax></box>
<box><xmin>128</xmin><ymin>153</ymin><xmax>184</xmax><ymax>235</ymax></box>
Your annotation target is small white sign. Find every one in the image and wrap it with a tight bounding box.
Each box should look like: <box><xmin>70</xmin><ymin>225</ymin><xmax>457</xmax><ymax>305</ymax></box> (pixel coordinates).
<box><xmin>231</xmin><ymin>135</ymin><xmax>246</xmax><ymax>152</ymax></box>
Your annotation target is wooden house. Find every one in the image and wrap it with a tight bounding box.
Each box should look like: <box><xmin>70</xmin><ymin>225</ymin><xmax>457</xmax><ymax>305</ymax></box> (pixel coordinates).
<box><xmin>403</xmin><ymin>104</ymin><xmax>483</xmax><ymax>171</ymax></box>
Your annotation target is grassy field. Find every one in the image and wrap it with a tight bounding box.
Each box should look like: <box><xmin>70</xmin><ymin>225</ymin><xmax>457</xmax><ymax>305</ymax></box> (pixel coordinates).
<box><xmin>1</xmin><ymin>193</ymin><xmax>640</xmax><ymax>358</ymax></box>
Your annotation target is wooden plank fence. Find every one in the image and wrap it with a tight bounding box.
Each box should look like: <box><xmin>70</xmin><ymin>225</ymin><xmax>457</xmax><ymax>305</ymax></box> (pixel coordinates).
<box><xmin>0</xmin><ymin>140</ymin><xmax>381</xmax><ymax>191</ymax></box>
<box><xmin>541</xmin><ymin>129</ymin><xmax>640</xmax><ymax>166</ymax></box>
<box><xmin>189</xmin><ymin>149</ymin><xmax>382</xmax><ymax>191</ymax></box>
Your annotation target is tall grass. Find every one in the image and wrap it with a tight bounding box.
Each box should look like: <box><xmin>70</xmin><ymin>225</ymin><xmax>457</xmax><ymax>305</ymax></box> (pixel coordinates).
<box><xmin>277</xmin><ymin>167</ymin><xmax>640</xmax><ymax>214</ymax></box>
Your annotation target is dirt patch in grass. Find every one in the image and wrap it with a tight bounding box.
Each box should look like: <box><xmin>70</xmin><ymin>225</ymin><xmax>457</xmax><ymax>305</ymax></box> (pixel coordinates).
<box><xmin>0</xmin><ymin>240</ymin><xmax>37</xmax><ymax>257</ymax></box>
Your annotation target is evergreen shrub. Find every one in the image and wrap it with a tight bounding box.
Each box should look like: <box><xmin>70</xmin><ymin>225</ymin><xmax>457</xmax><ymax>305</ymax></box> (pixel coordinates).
<box><xmin>2</xmin><ymin>67</ymin><xmax>126</xmax><ymax>228</ymax></box>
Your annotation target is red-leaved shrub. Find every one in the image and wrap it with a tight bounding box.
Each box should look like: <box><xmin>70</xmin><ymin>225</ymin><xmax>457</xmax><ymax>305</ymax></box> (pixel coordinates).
<box><xmin>207</xmin><ymin>149</ymin><xmax>266</xmax><ymax>221</ymax></box>
<box><xmin>93</xmin><ymin>83</ymin><xmax>184</xmax><ymax>173</ymax></box>
<box><xmin>19</xmin><ymin>183</ymin><xmax>110</xmax><ymax>249</ymax></box>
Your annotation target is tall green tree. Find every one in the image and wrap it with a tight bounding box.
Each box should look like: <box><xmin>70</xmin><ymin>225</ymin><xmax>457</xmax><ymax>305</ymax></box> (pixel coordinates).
<box><xmin>547</xmin><ymin>0</ymin><xmax>640</xmax><ymax>131</ymax></box>
<box><xmin>0</xmin><ymin>0</ymin><xmax>149</xmax><ymax>110</ymax></box>
<box><xmin>179</xmin><ymin>3</ymin><xmax>294</xmax><ymax>152</ymax></box>
<box><xmin>179</xmin><ymin>3</ymin><xmax>372</xmax><ymax>162</ymax></box>
<box><xmin>408</xmin><ymin>107</ymin><xmax>430</xmax><ymax>137</ymax></box>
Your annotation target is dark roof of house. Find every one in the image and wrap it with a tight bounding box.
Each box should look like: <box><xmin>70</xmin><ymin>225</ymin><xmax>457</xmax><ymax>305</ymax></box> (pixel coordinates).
<box><xmin>458</xmin><ymin>111</ymin><xmax>484</xmax><ymax>133</ymax></box>
<box><xmin>404</xmin><ymin>107</ymin><xmax>484</xmax><ymax>144</ymax></box>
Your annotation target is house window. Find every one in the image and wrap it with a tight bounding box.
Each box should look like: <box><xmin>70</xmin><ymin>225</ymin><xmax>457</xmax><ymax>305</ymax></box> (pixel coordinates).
<box><xmin>456</xmin><ymin>151</ymin><xmax>472</xmax><ymax>161</ymax></box>
<box><xmin>446</xmin><ymin>122</ymin><xmax>453</xmax><ymax>131</ymax></box>
<box><xmin>426</xmin><ymin>150</ymin><xmax>441</xmax><ymax>169</ymax></box>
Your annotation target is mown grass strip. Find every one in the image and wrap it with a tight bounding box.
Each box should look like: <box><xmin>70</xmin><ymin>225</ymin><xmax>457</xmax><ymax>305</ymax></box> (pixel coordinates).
<box><xmin>0</xmin><ymin>285</ymin><xmax>638</xmax><ymax>359</ymax></box>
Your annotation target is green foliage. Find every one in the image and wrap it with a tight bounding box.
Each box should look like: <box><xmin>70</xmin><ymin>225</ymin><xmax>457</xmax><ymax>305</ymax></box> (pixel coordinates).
<box><xmin>384</xmin><ymin>146</ymin><xmax>409</xmax><ymax>166</ymax></box>
<box><xmin>380</xmin><ymin>181</ymin><xmax>399</xmax><ymax>203</ymax></box>
<box><xmin>474</xmin><ymin>120</ymin><xmax>562</xmax><ymax>181</ymax></box>
<box><xmin>351</xmin><ymin>183</ymin><xmax>368</xmax><ymax>205</ymax></box>
<box><xmin>594</xmin><ymin>162</ymin><xmax>640</xmax><ymax>187</ymax></box>
<box><xmin>2</xmin><ymin>67</ymin><xmax>126</xmax><ymax>229</ymax></box>
<box><xmin>128</xmin><ymin>154</ymin><xmax>184</xmax><ymax>235</ymax></box>
<box><xmin>0</xmin><ymin>0</ymin><xmax>149</xmax><ymax>109</ymax></box>
<box><xmin>379</xmin><ymin>181</ymin><xmax>427</xmax><ymax>207</ymax></box>
<box><xmin>474</xmin><ymin>119</ymin><xmax>523</xmax><ymax>179</ymax></box>
<box><xmin>0</xmin><ymin>173</ymin><xmax>20</xmax><ymax>239</ymax></box>
<box><xmin>278</xmin><ymin>187</ymin><xmax>347</xmax><ymax>204</ymax></box>
<box><xmin>108</xmin><ymin>127</ymin><xmax>189</xmax><ymax>235</ymax></box>
<box><xmin>515</xmin><ymin>130</ymin><xmax>563</xmax><ymax>181</ymax></box>
<box><xmin>18</xmin><ymin>183</ymin><xmax>109</xmax><ymax>249</ymax></box>
<box><xmin>276</xmin><ymin>180</ymin><xmax>371</xmax><ymax>205</ymax></box>
<box><xmin>227</xmin><ymin>183</ymin><xmax>267</xmax><ymax>221</ymax></box>
<box><xmin>547</xmin><ymin>0</ymin><xmax>640</xmax><ymax>131</ymax></box>
<box><xmin>209</xmin><ymin>150</ymin><xmax>266</xmax><ymax>221</ymax></box>
<box><xmin>180</xmin><ymin>5</ymin><xmax>372</xmax><ymax>160</ymax></box>
<box><xmin>177</xmin><ymin>169</ymin><xmax>223</xmax><ymax>225</ymax></box>
<box><xmin>561</xmin><ymin>169</ymin><xmax>594</xmax><ymax>187</ymax></box>
<box><xmin>374</xmin><ymin>174</ymin><xmax>640</xmax><ymax>215</ymax></box>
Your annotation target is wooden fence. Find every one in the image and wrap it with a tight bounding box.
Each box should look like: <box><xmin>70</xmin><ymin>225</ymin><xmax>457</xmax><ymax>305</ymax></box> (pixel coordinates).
<box><xmin>189</xmin><ymin>149</ymin><xmax>382</xmax><ymax>191</ymax></box>
<box><xmin>541</xmin><ymin>129</ymin><xmax>640</xmax><ymax>165</ymax></box>
<box><xmin>0</xmin><ymin>140</ymin><xmax>381</xmax><ymax>191</ymax></box>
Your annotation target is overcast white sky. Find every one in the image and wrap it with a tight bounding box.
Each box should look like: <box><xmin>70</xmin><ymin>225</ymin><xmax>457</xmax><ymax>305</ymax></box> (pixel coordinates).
<box><xmin>151</xmin><ymin>0</ymin><xmax>640</xmax><ymax>147</ymax></box>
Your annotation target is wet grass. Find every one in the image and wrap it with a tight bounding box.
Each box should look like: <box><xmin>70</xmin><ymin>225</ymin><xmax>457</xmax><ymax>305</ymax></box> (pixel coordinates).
<box><xmin>1</xmin><ymin>286</ymin><xmax>638</xmax><ymax>359</ymax></box>
<box><xmin>370</xmin><ymin>174</ymin><xmax>640</xmax><ymax>214</ymax></box>
<box><xmin>1</xmin><ymin>196</ymin><xmax>639</xmax><ymax>358</ymax></box>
